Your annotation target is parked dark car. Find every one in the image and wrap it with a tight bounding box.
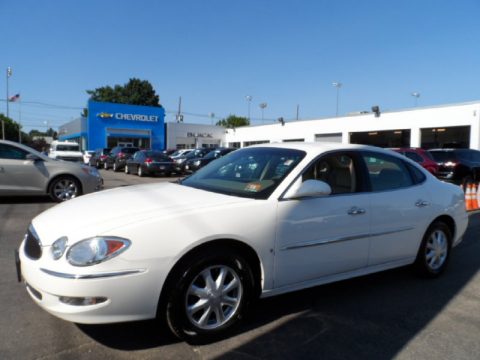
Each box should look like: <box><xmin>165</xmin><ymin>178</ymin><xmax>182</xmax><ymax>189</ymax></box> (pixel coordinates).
<box><xmin>89</xmin><ymin>148</ymin><xmax>111</xmax><ymax>168</ymax></box>
<box><xmin>391</xmin><ymin>148</ymin><xmax>439</xmax><ymax>175</ymax></box>
<box><xmin>104</xmin><ymin>146</ymin><xmax>140</xmax><ymax>172</ymax></box>
<box><xmin>125</xmin><ymin>150</ymin><xmax>175</xmax><ymax>177</ymax></box>
<box><xmin>184</xmin><ymin>148</ymin><xmax>236</xmax><ymax>174</ymax></box>
<box><xmin>173</xmin><ymin>148</ymin><xmax>213</xmax><ymax>174</ymax></box>
<box><xmin>428</xmin><ymin>148</ymin><xmax>480</xmax><ymax>185</ymax></box>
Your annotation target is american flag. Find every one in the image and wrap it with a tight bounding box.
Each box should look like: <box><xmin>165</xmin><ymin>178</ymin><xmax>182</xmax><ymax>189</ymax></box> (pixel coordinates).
<box><xmin>9</xmin><ymin>93</ymin><xmax>20</xmax><ymax>102</ymax></box>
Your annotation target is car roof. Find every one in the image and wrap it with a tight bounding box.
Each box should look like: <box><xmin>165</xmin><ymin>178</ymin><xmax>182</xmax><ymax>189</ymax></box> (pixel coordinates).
<box><xmin>249</xmin><ymin>141</ymin><xmax>388</xmax><ymax>154</ymax></box>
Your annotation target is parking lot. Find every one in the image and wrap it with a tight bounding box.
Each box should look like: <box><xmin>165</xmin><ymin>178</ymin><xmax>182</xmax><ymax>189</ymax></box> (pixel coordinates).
<box><xmin>1</xmin><ymin>169</ymin><xmax>480</xmax><ymax>360</ymax></box>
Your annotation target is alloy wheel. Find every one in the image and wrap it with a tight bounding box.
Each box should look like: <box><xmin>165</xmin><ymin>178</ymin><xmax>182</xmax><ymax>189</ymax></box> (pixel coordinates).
<box><xmin>185</xmin><ymin>265</ymin><xmax>243</xmax><ymax>330</ymax></box>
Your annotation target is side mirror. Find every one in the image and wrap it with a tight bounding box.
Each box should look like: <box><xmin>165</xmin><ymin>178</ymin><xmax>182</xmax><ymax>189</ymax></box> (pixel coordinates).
<box><xmin>284</xmin><ymin>179</ymin><xmax>332</xmax><ymax>200</ymax></box>
<box><xmin>26</xmin><ymin>154</ymin><xmax>43</xmax><ymax>162</ymax></box>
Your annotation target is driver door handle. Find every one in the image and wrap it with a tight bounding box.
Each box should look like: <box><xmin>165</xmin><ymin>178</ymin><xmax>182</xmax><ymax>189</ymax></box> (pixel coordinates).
<box><xmin>348</xmin><ymin>207</ymin><xmax>366</xmax><ymax>215</ymax></box>
<box><xmin>0</xmin><ymin>166</ymin><xmax>4</xmax><ymax>173</ymax></box>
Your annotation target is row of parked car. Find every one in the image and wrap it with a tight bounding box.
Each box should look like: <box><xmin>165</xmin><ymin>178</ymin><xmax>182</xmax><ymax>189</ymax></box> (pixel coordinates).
<box><xmin>83</xmin><ymin>145</ymin><xmax>480</xmax><ymax>184</ymax></box>
<box><xmin>391</xmin><ymin>147</ymin><xmax>480</xmax><ymax>185</ymax></box>
<box><xmin>87</xmin><ymin>146</ymin><xmax>236</xmax><ymax>177</ymax></box>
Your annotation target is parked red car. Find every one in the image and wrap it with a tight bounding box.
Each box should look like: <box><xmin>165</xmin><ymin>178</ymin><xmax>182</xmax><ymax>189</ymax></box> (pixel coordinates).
<box><xmin>391</xmin><ymin>148</ymin><xmax>439</xmax><ymax>175</ymax></box>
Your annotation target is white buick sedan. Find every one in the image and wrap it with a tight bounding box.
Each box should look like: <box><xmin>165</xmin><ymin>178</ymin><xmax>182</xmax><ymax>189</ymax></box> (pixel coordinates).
<box><xmin>18</xmin><ymin>143</ymin><xmax>468</xmax><ymax>343</ymax></box>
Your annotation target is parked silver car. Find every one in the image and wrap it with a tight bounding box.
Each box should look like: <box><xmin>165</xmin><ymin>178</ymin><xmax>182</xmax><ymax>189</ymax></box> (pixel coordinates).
<box><xmin>0</xmin><ymin>140</ymin><xmax>103</xmax><ymax>202</ymax></box>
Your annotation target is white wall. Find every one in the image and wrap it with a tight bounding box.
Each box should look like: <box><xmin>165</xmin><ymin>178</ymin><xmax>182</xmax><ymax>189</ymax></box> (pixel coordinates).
<box><xmin>225</xmin><ymin>102</ymin><xmax>480</xmax><ymax>149</ymax></box>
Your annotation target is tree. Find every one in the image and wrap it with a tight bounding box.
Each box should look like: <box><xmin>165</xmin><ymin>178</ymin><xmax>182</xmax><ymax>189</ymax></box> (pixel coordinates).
<box><xmin>82</xmin><ymin>78</ymin><xmax>162</xmax><ymax>116</ymax></box>
<box><xmin>216</xmin><ymin>115</ymin><xmax>250</xmax><ymax>128</ymax></box>
<box><xmin>0</xmin><ymin>114</ymin><xmax>23</xmax><ymax>141</ymax></box>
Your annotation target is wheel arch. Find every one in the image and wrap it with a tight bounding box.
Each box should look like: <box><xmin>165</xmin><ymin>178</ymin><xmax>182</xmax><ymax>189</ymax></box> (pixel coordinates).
<box><xmin>430</xmin><ymin>214</ymin><xmax>456</xmax><ymax>242</ymax></box>
<box><xmin>157</xmin><ymin>238</ymin><xmax>263</xmax><ymax>318</ymax></box>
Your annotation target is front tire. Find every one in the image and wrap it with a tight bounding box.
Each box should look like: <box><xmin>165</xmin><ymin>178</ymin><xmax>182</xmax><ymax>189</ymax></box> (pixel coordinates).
<box><xmin>165</xmin><ymin>249</ymin><xmax>254</xmax><ymax>343</ymax></box>
<box><xmin>414</xmin><ymin>221</ymin><xmax>452</xmax><ymax>277</ymax></box>
<box><xmin>49</xmin><ymin>176</ymin><xmax>81</xmax><ymax>202</ymax></box>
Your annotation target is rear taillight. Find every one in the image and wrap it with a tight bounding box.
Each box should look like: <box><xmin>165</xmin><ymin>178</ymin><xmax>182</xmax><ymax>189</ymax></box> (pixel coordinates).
<box><xmin>118</xmin><ymin>152</ymin><xmax>125</xmax><ymax>158</ymax></box>
<box><xmin>100</xmin><ymin>155</ymin><xmax>107</xmax><ymax>160</ymax></box>
<box><xmin>145</xmin><ymin>158</ymin><xmax>153</xmax><ymax>164</ymax></box>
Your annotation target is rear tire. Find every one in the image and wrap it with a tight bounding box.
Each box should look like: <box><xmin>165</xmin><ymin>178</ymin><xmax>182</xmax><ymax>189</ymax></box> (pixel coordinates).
<box><xmin>104</xmin><ymin>162</ymin><xmax>109</xmax><ymax>170</ymax></box>
<box><xmin>164</xmin><ymin>249</ymin><xmax>254</xmax><ymax>344</ymax></box>
<box><xmin>125</xmin><ymin>165</ymin><xmax>130</xmax><ymax>174</ymax></box>
<box><xmin>113</xmin><ymin>162</ymin><xmax>119</xmax><ymax>172</ymax></box>
<box><xmin>137</xmin><ymin>166</ymin><xmax>144</xmax><ymax>177</ymax></box>
<box><xmin>414</xmin><ymin>221</ymin><xmax>451</xmax><ymax>277</ymax></box>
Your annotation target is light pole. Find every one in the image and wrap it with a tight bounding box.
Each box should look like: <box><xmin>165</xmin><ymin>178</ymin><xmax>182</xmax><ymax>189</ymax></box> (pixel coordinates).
<box><xmin>259</xmin><ymin>102</ymin><xmax>267</xmax><ymax>122</ymax></box>
<box><xmin>3</xmin><ymin>67</ymin><xmax>12</xmax><ymax>140</ymax></box>
<box><xmin>209</xmin><ymin>112</ymin><xmax>215</xmax><ymax>125</ymax></box>
<box><xmin>245</xmin><ymin>95</ymin><xmax>252</xmax><ymax>122</ymax></box>
<box><xmin>411</xmin><ymin>92</ymin><xmax>420</xmax><ymax>107</ymax></box>
<box><xmin>332</xmin><ymin>81</ymin><xmax>342</xmax><ymax>117</ymax></box>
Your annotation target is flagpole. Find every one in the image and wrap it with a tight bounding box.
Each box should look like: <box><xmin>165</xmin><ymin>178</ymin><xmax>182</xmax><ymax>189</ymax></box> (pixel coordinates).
<box><xmin>18</xmin><ymin>97</ymin><xmax>22</xmax><ymax>143</ymax></box>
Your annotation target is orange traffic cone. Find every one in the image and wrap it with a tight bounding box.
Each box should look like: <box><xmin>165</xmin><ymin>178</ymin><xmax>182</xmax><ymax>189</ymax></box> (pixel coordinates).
<box><xmin>465</xmin><ymin>184</ymin><xmax>472</xmax><ymax>211</ymax></box>
<box><xmin>471</xmin><ymin>183</ymin><xmax>478</xmax><ymax>210</ymax></box>
<box><xmin>477</xmin><ymin>183</ymin><xmax>480</xmax><ymax>211</ymax></box>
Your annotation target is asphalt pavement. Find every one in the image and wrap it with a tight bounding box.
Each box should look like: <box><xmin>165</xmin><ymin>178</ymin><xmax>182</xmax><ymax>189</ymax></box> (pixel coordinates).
<box><xmin>1</xmin><ymin>169</ymin><xmax>479</xmax><ymax>360</ymax></box>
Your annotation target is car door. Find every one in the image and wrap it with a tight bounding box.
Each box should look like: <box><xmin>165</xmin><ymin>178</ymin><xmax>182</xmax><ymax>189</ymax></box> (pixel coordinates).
<box><xmin>361</xmin><ymin>151</ymin><xmax>434</xmax><ymax>265</ymax></box>
<box><xmin>0</xmin><ymin>143</ymin><xmax>47</xmax><ymax>195</ymax></box>
<box><xmin>274</xmin><ymin>151</ymin><xmax>371</xmax><ymax>288</ymax></box>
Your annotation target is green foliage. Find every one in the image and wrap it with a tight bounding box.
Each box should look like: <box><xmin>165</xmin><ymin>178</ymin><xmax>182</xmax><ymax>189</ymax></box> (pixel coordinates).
<box><xmin>82</xmin><ymin>78</ymin><xmax>162</xmax><ymax>116</ymax></box>
<box><xmin>216</xmin><ymin>115</ymin><xmax>250</xmax><ymax>128</ymax></box>
<box><xmin>0</xmin><ymin>114</ymin><xmax>26</xmax><ymax>141</ymax></box>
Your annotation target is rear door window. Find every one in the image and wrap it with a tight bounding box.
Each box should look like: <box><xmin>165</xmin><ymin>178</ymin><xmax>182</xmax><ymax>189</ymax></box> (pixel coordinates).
<box><xmin>362</xmin><ymin>152</ymin><xmax>414</xmax><ymax>191</ymax></box>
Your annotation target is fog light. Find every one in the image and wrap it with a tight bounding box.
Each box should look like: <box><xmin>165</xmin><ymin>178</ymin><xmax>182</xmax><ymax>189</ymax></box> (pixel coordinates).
<box><xmin>59</xmin><ymin>296</ymin><xmax>107</xmax><ymax>306</ymax></box>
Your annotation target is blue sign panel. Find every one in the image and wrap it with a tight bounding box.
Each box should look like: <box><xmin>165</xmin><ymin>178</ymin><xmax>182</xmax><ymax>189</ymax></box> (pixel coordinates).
<box><xmin>87</xmin><ymin>101</ymin><xmax>165</xmax><ymax>150</ymax></box>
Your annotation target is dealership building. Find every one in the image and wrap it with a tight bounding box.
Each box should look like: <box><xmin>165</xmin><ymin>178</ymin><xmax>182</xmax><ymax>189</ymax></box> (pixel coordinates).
<box><xmin>224</xmin><ymin>101</ymin><xmax>480</xmax><ymax>150</ymax></box>
<box><xmin>59</xmin><ymin>100</ymin><xmax>480</xmax><ymax>151</ymax></box>
<box><xmin>59</xmin><ymin>101</ymin><xmax>166</xmax><ymax>150</ymax></box>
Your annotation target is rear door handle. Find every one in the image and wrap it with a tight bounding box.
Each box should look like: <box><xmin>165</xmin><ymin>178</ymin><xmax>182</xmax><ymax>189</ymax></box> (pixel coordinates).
<box><xmin>0</xmin><ymin>166</ymin><xmax>4</xmax><ymax>173</ymax></box>
<box><xmin>348</xmin><ymin>207</ymin><xmax>366</xmax><ymax>215</ymax></box>
<box><xmin>415</xmin><ymin>200</ymin><xmax>430</xmax><ymax>208</ymax></box>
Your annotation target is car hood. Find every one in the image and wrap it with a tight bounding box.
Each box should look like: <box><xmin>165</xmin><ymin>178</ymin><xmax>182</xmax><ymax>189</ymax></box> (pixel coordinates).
<box><xmin>32</xmin><ymin>182</ymin><xmax>251</xmax><ymax>245</ymax></box>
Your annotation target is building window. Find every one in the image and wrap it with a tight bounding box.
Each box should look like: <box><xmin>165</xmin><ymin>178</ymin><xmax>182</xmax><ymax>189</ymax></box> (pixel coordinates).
<box><xmin>243</xmin><ymin>140</ymin><xmax>270</xmax><ymax>147</ymax></box>
<box><xmin>420</xmin><ymin>126</ymin><xmax>470</xmax><ymax>149</ymax></box>
<box><xmin>350</xmin><ymin>129</ymin><xmax>410</xmax><ymax>148</ymax></box>
<box><xmin>315</xmin><ymin>133</ymin><xmax>342</xmax><ymax>143</ymax></box>
<box><xmin>283</xmin><ymin>138</ymin><xmax>304</xmax><ymax>142</ymax></box>
<box><xmin>229</xmin><ymin>142</ymin><xmax>241</xmax><ymax>148</ymax></box>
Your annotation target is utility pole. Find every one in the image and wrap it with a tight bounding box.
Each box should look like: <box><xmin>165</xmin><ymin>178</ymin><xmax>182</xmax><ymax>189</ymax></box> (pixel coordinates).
<box><xmin>3</xmin><ymin>67</ymin><xmax>12</xmax><ymax>140</ymax></box>
<box><xmin>332</xmin><ymin>81</ymin><xmax>342</xmax><ymax>117</ymax></box>
<box><xmin>176</xmin><ymin>96</ymin><xmax>183</xmax><ymax>122</ymax></box>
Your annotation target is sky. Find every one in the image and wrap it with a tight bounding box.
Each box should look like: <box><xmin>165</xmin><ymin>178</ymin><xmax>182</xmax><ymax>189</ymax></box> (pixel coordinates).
<box><xmin>1</xmin><ymin>0</ymin><xmax>480</xmax><ymax>132</ymax></box>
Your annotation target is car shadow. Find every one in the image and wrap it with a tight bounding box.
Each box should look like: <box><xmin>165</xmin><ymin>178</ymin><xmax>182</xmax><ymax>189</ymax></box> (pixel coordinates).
<box><xmin>77</xmin><ymin>213</ymin><xmax>480</xmax><ymax>357</ymax></box>
<box><xmin>0</xmin><ymin>196</ymin><xmax>51</xmax><ymax>204</ymax></box>
<box><xmin>77</xmin><ymin>319</ymin><xmax>180</xmax><ymax>350</ymax></box>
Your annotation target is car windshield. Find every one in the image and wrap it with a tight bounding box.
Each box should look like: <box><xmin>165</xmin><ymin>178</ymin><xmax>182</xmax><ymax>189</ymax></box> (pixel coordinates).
<box><xmin>429</xmin><ymin>151</ymin><xmax>458</xmax><ymax>163</ymax></box>
<box><xmin>145</xmin><ymin>152</ymin><xmax>171</xmax><ymax>161</ymax></box>
<box><xmin>457</xmin><ymin>150</ymin><xmax>480</xmax><ymax>162</ymax></box>
<box><xmin>203</xmin><ymin>150</ymin><xmax>221</xmax><ymax>159</ymax></box>
<box><xmin>181</xmin><ymin>147</ymin><xmax>306</xmax><ymax>199</ymax></box>
<box><xmin>56</xmin><ymin>145</ymin><xmax>80</xmax><ymax>151</ymax></box>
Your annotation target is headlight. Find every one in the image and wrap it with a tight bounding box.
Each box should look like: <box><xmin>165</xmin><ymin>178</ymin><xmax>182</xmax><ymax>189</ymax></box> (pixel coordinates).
<box><xmin>193</xmin><ymin>160</ymin><xmax>201</xmax><ymax>166</ymax></box>
<box><xmin>81</xmin><ymin>165</ymin><xmax>100</xmax><ymax>177</ymax></box>
<box><xmin>66</xmin><ymin>237</ymin><xmax>131</xmax><ymax>266</ymax></box>
<box><xmin>51</xmin><ymin>236</ymin><xmax>68</xmax><ymax>260</ymax></box>
<box><xmin>175</xmin><ymin>158</ymin><xmax>186</xmax><ymax>164</ymax></box>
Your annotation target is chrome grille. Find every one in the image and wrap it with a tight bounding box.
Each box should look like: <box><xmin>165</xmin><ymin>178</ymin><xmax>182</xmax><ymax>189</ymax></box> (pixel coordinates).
<box><xmin>24</xmin><ymin>226</ymin><xmax>42</xmax><ymax>260</ymax></box>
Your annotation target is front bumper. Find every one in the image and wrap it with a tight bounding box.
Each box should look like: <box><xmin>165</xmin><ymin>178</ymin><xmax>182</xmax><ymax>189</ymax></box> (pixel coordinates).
<box><xmin>18</xmin><ymin>241</ymin><xmax>166</xmax><ymax>324</ymax></box>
